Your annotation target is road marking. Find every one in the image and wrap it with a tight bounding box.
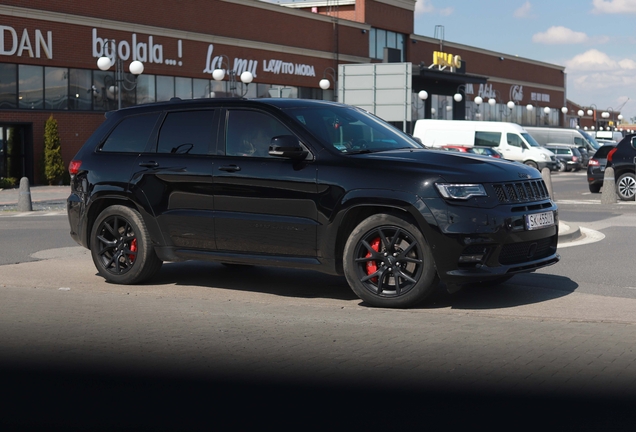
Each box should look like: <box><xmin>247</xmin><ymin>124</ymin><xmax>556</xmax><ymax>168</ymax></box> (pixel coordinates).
<box><xmin>0</xmin><ymin>211</ymin><xmax>66</xmax><ymax>218</ymax></box>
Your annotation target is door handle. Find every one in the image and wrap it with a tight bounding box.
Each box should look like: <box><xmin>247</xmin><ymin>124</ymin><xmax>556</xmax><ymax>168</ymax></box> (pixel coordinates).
<box><xmin>219</xmin><ymin>165</ymin><xmax>241</xmax><ymax>172</ymax></box>
<box><xmin>139</xmin><ymin>161</ymin><xmax>159</xmax><ymax>168</ymax></box>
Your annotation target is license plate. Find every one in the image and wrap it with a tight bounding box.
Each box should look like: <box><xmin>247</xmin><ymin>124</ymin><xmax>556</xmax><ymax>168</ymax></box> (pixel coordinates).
<box><xmin>525</xmin><ymin>211</ymin><xmax>555</xmax><ymax>230</ymax></box>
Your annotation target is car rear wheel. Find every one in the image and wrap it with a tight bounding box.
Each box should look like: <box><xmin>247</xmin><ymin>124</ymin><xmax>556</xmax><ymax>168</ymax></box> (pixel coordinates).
<box><xmin>616</xmin><ymin>173</ymin><xmax>636</xmax><ymax>201</ymax></box>
<box><xmin>343</xmin><ymin>214</ymin><xmax>439</xmax><ymax>308</ymax></box>
<box><xmin>90</xmin><ymin>205</ymin><xmax>163</xmax><ymax>284</ymax></box>
<box><xmin>588</xmin><ymin>183</ymin><xmax>601</xmax><ymax>193</ymax></box>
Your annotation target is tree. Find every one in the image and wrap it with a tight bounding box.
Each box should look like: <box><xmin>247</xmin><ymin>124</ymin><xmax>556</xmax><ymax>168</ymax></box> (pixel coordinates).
<box><xmin>44</xmin><ymin>114</ymin><xmax>65</xmax><ymax>185</ymax></box>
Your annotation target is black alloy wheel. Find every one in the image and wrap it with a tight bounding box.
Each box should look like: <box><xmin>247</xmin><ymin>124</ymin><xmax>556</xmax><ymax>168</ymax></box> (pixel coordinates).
<box><xmin>343</xmin><ymin>214</ymin><xmax>438</xmax><ymax>308</ymax></box>
<box><xmin>90</xmin><ymin>205</ymin><xmax>162</xmax><ymax>284</ymax></box>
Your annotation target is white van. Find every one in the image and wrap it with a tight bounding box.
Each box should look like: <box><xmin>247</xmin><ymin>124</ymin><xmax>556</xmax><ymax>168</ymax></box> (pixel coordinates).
<box><xmin>413</xmin><ymin>120</ymin><xmax>557</xmax><ymax>171</ymax></box>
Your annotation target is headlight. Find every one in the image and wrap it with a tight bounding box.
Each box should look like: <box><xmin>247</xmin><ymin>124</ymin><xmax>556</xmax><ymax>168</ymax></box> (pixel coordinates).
<box><xmin>540</xmin><ymin>153</ymin><xmax>549</xmax><ymax>160</ymax></box>
<box><xmin>435</xmin><ymin>183</ymin><xmax>487</xmax><ymax>200</ymax></box>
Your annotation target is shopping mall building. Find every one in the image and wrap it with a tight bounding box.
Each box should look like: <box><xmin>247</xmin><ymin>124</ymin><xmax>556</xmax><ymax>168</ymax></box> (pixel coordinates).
<box><xmin>1</xmin><ymin>0</ymin><xmax>576</xmax><ymax>184</ymax></box>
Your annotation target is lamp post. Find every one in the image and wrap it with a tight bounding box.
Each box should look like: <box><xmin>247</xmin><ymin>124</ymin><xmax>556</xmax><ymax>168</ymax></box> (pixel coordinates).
<box><xmin>561</xmin><ymin>106</ymin><xmax>568</xmax><ymax>127</ymax></box>
<box><xmin>526</xmin><ymin>104</ymin><xmax>534</xmax><ymax>125</ymax></box>
<box><xmin>418</xmin><ymin>90</ymin><xmax>428</xmax><ymax>119</ymax></box>
<box><xmin>543</xmin><ymin>106</ymin><xmax>551</xmax><ymax>125</ymax></box>
<box><xmin>96</xmin><ymin>40</ymin><xmax>144</xmax><ymax>110</ymax></box>
<box><xmin>212</xmin><ymin>55</ymin><xmax>253</xmax><ymax>97</ymax></box>
<box><xmin>319</xmin><ymin>67</ymin><xmax>337</xmax><ymax>101</ymax></box>
<box><xmin>474</xmin><ymin>96</ymin><xmax>483</xmax><ymax>119</ymax></box>
<box><xmin>503</xmin><ymin>100</ymin><xmax>516</xmax><ymax>121</ymax></box>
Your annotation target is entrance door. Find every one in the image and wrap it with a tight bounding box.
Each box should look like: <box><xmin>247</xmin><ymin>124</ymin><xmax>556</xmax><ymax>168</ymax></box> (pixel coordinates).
<box><xmin>0</xmin><ymin>124</ymin><xmax>33</xmax><ymax>184</ymax></box>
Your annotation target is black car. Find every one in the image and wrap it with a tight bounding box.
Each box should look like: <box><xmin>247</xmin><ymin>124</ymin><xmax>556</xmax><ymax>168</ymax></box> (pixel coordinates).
<box><xmin>587</xmin><ymin>143</ymin><xmax>617</xmax><ymax>193</ymax></box>
<box><xmin>606</xmin><ymin>133</ymin><xmax>636</xmax><ymax>200</ymax></box>
<box><xmin>67</xmin><ymin>98</ymin><xmax>559</xmax><ymax>308</ymax></box>
<box><xmin>544</xmin><ymin>143</ymin><xmax>583</xmax><ymax>172</ymax></box>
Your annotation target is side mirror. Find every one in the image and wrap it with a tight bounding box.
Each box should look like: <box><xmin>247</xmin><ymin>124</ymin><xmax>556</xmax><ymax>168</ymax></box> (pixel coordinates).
<box><xmin>269</xmin><ymin>135</ymin><xmax>308</xmax><ymax>160</ymax></box>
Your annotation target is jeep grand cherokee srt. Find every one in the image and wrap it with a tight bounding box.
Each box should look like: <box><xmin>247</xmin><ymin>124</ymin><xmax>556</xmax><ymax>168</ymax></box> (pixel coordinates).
<box><xmin>67</xmin><ymin>98</ymin><xmax>560</xmax><ymax>308</ymax></box>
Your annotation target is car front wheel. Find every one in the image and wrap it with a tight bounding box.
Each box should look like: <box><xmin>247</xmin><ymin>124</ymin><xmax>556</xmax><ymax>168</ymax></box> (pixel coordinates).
<box><xmin>90</xmin><ymin>205</ymin><xmax>163</xmax><ymax>284</ymax></box>
<box><xmin>616</xmin><ymin>173</ymin><xmax>636</xmax><ymax>201</ymax></box>
<box><xmin>343</xmin><ymin>214</ymin><xmax>438</xmax><ymax>308</ymax></box>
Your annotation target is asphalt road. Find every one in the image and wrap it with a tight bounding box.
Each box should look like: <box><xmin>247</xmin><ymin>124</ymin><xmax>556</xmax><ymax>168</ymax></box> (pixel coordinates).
<box><xmin>1</xmin><ymin>171</ymin><xmax>636</xmax><ymax>431</ymax></box>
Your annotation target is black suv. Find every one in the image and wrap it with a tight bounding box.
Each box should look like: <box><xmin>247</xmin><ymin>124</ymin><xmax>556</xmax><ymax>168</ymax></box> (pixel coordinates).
<box><xmin>606</xmin><ymin>133</ymin><xmax>636</xmax><ymax>200</ymax></box>
<box><xmin>67</xmin><ymin>98</ymin><xmax>559</xmax><ymax>308</ymax></box>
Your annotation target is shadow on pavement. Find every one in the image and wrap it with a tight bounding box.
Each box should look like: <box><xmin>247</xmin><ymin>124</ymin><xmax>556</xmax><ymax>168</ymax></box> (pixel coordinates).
<box><xmin>144</xmin><ymin>261</ymin><xmax>576</xmax><ymax>310</ymax></box>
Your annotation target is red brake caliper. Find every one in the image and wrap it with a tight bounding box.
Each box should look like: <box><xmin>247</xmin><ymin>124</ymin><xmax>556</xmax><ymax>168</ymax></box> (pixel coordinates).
<box><xmin>365</xmin><ymin>238</ymin><xmax>381</xmax><ymax>283</ymax></box>
<box><xmin>129</xmin><ymin>238</ymin><xmax>138</xmax><ymax>262</ymax></box>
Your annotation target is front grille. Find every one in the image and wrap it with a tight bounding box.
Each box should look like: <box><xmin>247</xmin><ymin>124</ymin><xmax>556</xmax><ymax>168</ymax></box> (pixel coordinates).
<box><xmin>499</xmin><ymin>237</ymin><xmax>555</xmax><ymax>265</ymax></box>
<box><xmin>492</xmin><ymin>179</ymin><xmax>550</xmax><ymax>203</ymax></box>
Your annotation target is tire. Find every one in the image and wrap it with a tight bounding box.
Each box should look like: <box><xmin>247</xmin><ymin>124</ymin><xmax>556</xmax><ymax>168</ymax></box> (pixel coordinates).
<box><xmin>343</xmin><ymin>214</ymin><xmax>439</xmax><ymax>308</ymax></box>
<box><xmin>616</xmin><ymin>173</ymin><xmax>636</xmax><ymax>201</ymax></box>
<box><xmin>90</xmin><ymin>205</ymin><xmax>163</xmax><ymax>284</ymax></box>
<box><xmin>558</xmin><ymin>161</ymin><xmax>567</xmax><ymax>172</ymax></box>
<box><xmin>588</xmin><ymin>183</ymin><xmax>601</xmax><ymax>193</ymax></box>
<box><xmin>524</xmin><ymin>161</ymin><xmax>538</xmax><ymax>170</ymax></box>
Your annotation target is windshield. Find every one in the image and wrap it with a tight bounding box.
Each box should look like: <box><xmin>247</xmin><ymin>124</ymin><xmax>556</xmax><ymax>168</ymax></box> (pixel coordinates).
<box><xmin>579</xmin><ymin>130</ymin><xmax>601</xmax><ymax>150</ymax></box>
<box><xmin>283</xmin><ymin>105</ymin><xmax>424</xmax><ymax>153</ymax></box>
<box><xmin>521</xmin><ymin>132</ymin><xmax>541</xmax><ymax>147</ymax></box>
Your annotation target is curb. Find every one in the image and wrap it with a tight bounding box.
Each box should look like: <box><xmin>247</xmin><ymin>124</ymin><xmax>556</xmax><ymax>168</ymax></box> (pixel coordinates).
<box><xmin>558</xmin><ymin>221</ymin><xmax>582</xmax><ymax>243</ymax></box>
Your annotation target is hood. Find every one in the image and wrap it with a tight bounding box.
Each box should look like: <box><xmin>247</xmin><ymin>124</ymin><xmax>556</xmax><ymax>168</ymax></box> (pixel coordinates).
<box><xmin>355</xmin><ymin>148</ymin><xmax>541</xmax><ymax>183</ymax></box>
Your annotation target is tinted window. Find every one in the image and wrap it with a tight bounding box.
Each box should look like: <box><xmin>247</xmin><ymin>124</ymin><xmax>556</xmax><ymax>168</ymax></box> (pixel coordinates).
<box><xmin>157</xmin><ymin>110</ymin><xmax>216</xmax><ymax>155</ymax></box>
<box><xmin>226</xmin><ymin>110</ymin><xmax>291</xmax><ymax>157</ymax></box>
<box><xmin>101</xmin><ymin>113</ymin><xmax>160</xmax><ymax>153</ymax></box>
<box><xmin>475</xmin><ymin>132</ymin><xmax>501</xmax><ymax>147</ymax></box>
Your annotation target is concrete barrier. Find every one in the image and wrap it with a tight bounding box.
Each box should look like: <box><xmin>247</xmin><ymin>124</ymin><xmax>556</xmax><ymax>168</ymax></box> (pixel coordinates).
<box><xmin>17</xmin><ymin>177</ymin><xmax>33</xmax><ymax>212</ymax></box>
<box><xmin>601</xmin><ymin>166</ymin><xmax>617</xmax><ymax>204</ymax></box>
<box><xmin>541</xmin><ymin>167</ymin><xmax>554</xmax><ymax>200</ymax></box>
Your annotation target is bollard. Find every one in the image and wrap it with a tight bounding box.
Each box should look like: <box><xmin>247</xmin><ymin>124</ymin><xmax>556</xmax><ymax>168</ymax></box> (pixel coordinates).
<box><xmin>17</xmin><ymin>177</ymin><xmax>33</xmax><ymax>212</ymax></box>
<box><xmin>601</xmin><ymin>166</ymin><xmax>618</xmax><ymax>205</ymax></box>
<box><xmin>541</xmin><ymin>167</ymin><xmax>554</xmax><ymax>200</ymax></box>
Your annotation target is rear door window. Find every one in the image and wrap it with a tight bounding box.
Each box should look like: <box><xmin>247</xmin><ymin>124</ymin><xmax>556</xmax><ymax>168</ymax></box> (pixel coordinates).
<box><xmin>157</xmin><ymin>110</ymin><xmax>217</xmax><ymax>155</ymax></box>
<box><xmin>101</xmin><ymin>112</ymin><xmax>160</xmax><ymax>152</ymax></box>
<box><xmin>474</xmin><ymin>132</ymin><xmax>501</xmax><ymax>147</ymax></box>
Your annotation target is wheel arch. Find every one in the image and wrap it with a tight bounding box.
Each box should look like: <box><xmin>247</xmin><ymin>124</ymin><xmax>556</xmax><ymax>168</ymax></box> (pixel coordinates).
<box><xmin>85</xmin><ymin>196</ymin><xmax>148</xmax><ymax>249</ymax></box>
<box><xmin>324</xmin><ymin>190</ymin><xmax>436</xmax><ymax>275</ymax></box>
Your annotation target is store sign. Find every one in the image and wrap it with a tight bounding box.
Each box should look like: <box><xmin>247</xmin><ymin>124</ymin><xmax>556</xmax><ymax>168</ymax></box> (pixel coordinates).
<box><xmin>477</xmin><ymin>83</ymin><xmax>496</xmax><ymax>98</ymax></box>
<box><xmin>510</xmin><ymin>85</ymin><xmax>523</xmax><ymax>102</ymax></box>
<box><xmin>92</xmin><ymin>29</ymin><xmax>182</xmax><ymax>67</ymax></box>
<box><xmin>0</xmin><ymin>25</ymin><xmax>52</xmax><ymax>59</ymax></box>
<box><xmin>263</xmin><ymin>59</ymin><xmax>315</xmax><ymax>77</ymax></box>
<box><xmin>202</xmin><ymin>44</ymin><xmax>317</xmax><ymax>79</ymax></box>
<box><xmin>203</xmin><ymin>44</ymin><xmax>258</xmax><ymax>77</ymax></box>
<box><xmin>433</xmin><ymin>50</ymin><xmax>461</xmax><ymax>69</ymax></box>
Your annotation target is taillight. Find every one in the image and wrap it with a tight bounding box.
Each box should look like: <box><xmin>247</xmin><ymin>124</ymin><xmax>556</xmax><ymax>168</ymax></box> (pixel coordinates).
<box><xmin>572</xmin><ymin>156</ymin><xmax>578</xmax><ymax>162</ymax></box>
<box><xmin>607</xmin><ymin>147</ymin><xmax>618</xmax><ymax>163</ymax></box>
<box><xmin>69</xmin><ymin>160</ymin><xmax>82</xmax><ymax>175</ymax></box>
<box><xmin>588</xmin><ymin>159</ymin><xmax>600</xmax><ymax>166</ymax></box>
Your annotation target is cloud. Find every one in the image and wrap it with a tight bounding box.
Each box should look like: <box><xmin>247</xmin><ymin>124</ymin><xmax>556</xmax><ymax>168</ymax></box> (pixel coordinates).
<box><xmin>514</xmin><ymin>1</ymin><xmax>533</xmax><ymax>18</ymax></box>
<box><xmin>532</xmin><ymin>26</ymin><xmax>588</xmax><ymax>44</ymax></box>
<box><xmin>591</xmin><ymin>0</ymin><xmax>636</xmax><ymax>14</ymax></box>
<box><xmin>415</xmin><ymin>0</ymin><xmax>454</xmax><ymax>16</ymax></box>
<box><xmin>566</xmin><ymin>49</ymin><xmax>619</xmax><ymax>71</ymax></box>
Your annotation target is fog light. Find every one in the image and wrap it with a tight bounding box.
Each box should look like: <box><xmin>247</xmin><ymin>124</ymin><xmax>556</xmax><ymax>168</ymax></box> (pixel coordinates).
<box><xmin>459</xmin><ymin>254</ymin><xmax>484</xmax><ymax>263</ymax></box>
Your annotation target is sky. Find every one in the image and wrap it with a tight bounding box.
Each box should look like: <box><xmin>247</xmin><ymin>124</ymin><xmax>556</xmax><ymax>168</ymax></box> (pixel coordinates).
<box><xmin>415</xmin><ymin>0</ymin><xmax>636</xmax><ymax>122</ymax></box>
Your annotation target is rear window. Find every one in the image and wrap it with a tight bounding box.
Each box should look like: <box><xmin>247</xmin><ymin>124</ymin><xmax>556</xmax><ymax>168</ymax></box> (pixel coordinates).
<box><xmin>593</xmin><ymin>145</ymin><xmax>616</xmax><ymax>159</ymax></box>
<box><xmin>101</xmin><ymin>113</ymin><xmax>160</xmax><ymax>153</ymax></box>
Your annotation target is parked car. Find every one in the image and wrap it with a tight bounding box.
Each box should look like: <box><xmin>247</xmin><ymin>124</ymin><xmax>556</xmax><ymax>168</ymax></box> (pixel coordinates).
<box><xmin>606</xmin><ymin>134</ymin><xmax>636</xmax><ymax>200</ymax></box>
<box><xmin>544</xmin><ymin>143</ymin><xmax>583</xmax><ymax>172</ymax></box>
<box><xmin>525</xmin><ymin>126</ymin><xmax>600</xmax><ymax>160</ymax></box>
<box><xmin>67</xmin><ymin>98</ymin><xmax>559</xmax><ymax>309</ymax></box>
<box><xmin>587</xmin><ymin>142</ymin><xmax>618</xmax><ymax>193</ymax></box>
<box><xmin>441</xmin><ymin>145</ymin><xmax>503</xmax><ymax>159</ymax></box>
<box><xmin>467</xmin><ymin>146</ymin><xmax>504</xmax><ymax>158</ymax></box>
